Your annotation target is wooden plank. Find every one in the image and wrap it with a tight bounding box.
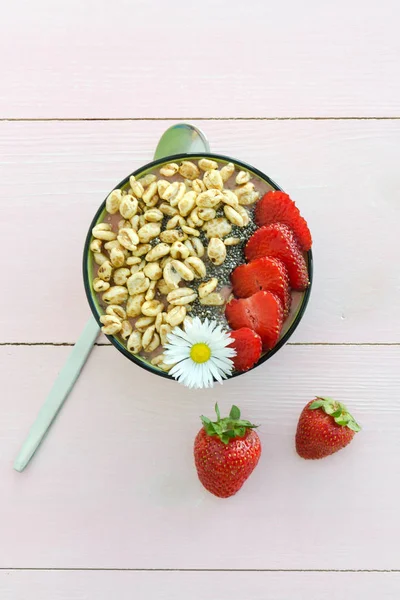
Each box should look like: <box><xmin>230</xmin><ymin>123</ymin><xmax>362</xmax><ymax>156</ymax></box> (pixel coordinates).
<box><xmin>1</xmin><ymin>0</ymin><xmax>399</xmax><ymax>118</ymax></box>
<box><xmin>1</xmin><ymin>570</ymin><xmax>399</xmax><ymax>600</ymax></box>
<box><xmin>1</xmin><ymin>119</ymin><xmax>400</xmax><ymax>343</ymax></box>
<box><xmin>3</xmin><ymin>345</ymin><xmax>400</xmax><ymax>569</ymax></box>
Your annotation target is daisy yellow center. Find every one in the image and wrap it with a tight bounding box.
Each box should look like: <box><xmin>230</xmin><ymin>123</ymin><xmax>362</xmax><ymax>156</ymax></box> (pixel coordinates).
<box><xmin>190</xmin><ymin>343</ymin><xmax>211</xmax><ymax>364</ymax></box>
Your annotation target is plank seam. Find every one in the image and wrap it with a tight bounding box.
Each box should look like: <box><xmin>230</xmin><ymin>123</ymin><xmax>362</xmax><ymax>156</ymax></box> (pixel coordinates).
<box><xmin>1</xmin><ymin>117</ymin><xmax>400</xmax><ymax>123</ymax></box>
<box><xmin>0</xmin><ymin>568</ymin><xmax>398</xmax><ymax>573</ymax></box>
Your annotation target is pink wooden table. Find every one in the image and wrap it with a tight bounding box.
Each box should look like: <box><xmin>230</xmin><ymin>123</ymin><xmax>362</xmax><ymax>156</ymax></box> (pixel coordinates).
<box><xmin>1</xmin><ymin>1</ymin><xmax>400</xmax><ymax>598</ymax></box>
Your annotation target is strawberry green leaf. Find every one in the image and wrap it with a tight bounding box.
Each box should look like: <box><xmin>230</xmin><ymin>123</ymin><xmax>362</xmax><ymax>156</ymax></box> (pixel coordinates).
<box><xmin>229</xmin><ymin>405</ymin><xmax>241</xmax><ymax>420</ymax></box>
<box><xmin>212</xmin><ymin>423</ymin><xmax>223</xmax><ymax>435</ymax></box>
<box><xmin>225</xmin><ymin>429</ymin><xmax>236</xmax><ymax>438</ymax></box>
<box><xmin>310</xmin><ymin>397</ymin><xmax>361</xmax><ymax>433</ymax></box>
<box><xmin>336</xmin><ymin>412</ymin><xmax>350</xmax><ymax>423</ymax></box>
<box><xmin>201</xmin><ymin>415</ymin><xmax>211</xmax><ymax>425</ymax></box>
<box><xmin>347</xmin><ymin>419</ymin><xmax>361</xmax><ymax>433</ymax></box>
<box><xmin>332</xmin><ymin>408</ymin><xmax>343</xmax><ymax>418</ymax></box>
<box><xmin>309</xmin><ymin>400</ymin><xmax>325</xmax><ymax>409</ymax></box>
<box><xmin>199</xmin><ymin>404</ymin><xmax>258</xmax><ymax>442</ymax></box>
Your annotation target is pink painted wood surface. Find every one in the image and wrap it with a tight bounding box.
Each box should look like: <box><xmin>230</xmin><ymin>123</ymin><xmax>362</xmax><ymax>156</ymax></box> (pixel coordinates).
<box><xmin>3</xmin><ymin>345</ymin><xmax>399</xmax><ymax>569</ymax></box>
<box><xmin>2</xmin><ymin>119</ymin><xmax>400</xmax><ymax>343</ymax></box>
<box><xmin>1</xmin><ymin>0</ymin><xmax>399</xmax><ymax>118</ymax></box>
<box><xmin>1</xmin><ymin>570</ymin><xmax>399</xmax><ymax>600</ymax></box>
<box><xmin>2</xmin><ymin>0</ymin><xmax>400</xmax><ymax>591</ymax></box>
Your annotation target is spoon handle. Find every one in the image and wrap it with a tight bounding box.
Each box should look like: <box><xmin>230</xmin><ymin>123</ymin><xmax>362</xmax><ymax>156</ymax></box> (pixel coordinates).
<box><xmin>13</xmin><ymin>316</ymin><xmax>100</xmax><ymax>472</ymax></box>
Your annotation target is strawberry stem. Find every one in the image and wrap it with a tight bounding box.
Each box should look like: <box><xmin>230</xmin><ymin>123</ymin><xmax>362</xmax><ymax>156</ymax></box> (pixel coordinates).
<box><xmin>310</xmin><ymin>397</ymin><xmax>361</xmax><ymax>432</ymax></box>
<box><xmin>200</xmin><ymin>403</ymin><xmax>258</xmax><ymax>444</ymax></box>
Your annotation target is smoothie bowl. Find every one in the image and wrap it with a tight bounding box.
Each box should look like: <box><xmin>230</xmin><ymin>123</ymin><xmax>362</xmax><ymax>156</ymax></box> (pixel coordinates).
<box><xmin>83</xmin><ymin>153</ymin><xmax>313</xmax><ymax>387</ymax></box>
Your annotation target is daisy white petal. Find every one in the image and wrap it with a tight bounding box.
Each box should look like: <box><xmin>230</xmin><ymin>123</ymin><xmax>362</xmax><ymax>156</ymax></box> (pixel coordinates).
<box><xmin>161</xmin><ymin>317</ymin><xmax>235</xmax><ymax>389</ymax></box>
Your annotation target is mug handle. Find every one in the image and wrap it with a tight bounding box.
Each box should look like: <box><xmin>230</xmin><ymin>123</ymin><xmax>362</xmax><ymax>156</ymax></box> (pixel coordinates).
<box><xmin>153</xmin><ymin>123</ymin><xmax>210</xmax><ymax>160</ymax></box>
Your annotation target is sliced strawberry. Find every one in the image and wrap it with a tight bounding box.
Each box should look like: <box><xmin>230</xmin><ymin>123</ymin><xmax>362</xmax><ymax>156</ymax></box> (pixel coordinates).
<box><xmin>255</xmin><ymin>191</ymin><xmax>312</xmax><ymax>251</ymax></box>
<box><xmin>228</xmin><ymin>328</ymin><xmax>263</xmax><ymax>371</ymax></box>
<box><xmin>225</xmin><ymin>291</ymin><xmax>284</xmax><ymax>350</ymax></box>
<box><xmin>245</xmin><ymin>223</ymin><xmax>309</xmax><ymax>291</ymax></box>
<box><xmin>231</xmin><ymin>256</ymin><xmax>291</xmax><ymax>316</ymax></box>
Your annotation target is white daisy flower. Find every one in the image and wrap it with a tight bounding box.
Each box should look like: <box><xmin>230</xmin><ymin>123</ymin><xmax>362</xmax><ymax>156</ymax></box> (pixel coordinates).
<box><xmin>163</xmin><ymin>317</ymin><xmax>236</xmax><ymax>389</ymax></box>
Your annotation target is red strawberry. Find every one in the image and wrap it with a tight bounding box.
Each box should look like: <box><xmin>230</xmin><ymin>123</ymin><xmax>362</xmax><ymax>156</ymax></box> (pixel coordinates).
<box><xmin>245</xmin><ymin>223</ymin><xmax>309</xmax><ymax>291</ymax></box>
<box><xmin>228</xmin><ymin>327</ymin><xmax>262</xmax><ymax>371</ymax></box>
<box><xmin>255</xmin><ymin>190</ymin><xmax>312</xmax><ymax>251</ymax></box>
<box><xmin>225</xmin><ymin>290</ymin><xmax>283</xmax><ymax>350</ymax></box>
<box><xmin>231</xmin><ymin>256</ymin><xmax>291</xmax><ymax>316</ymax></box>
<box><xmin>296</xmin><ymin>397</ymin><xmax>361</xmax><ymax>459</ymax></box>
<box><xmin>194</xmin><ymin>403</ymin><xmax>261</xmax><ymax>498</ymax></box>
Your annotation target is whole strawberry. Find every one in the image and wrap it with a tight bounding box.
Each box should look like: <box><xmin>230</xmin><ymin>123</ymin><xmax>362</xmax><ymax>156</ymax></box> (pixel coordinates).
<box><xmin>296</xmin><ymin>397</ymin><xmax>361</xmax><ymax>459</ymax></box>
<box><xmin>194</xmin><ymin>404</ymin><xmax>261</xmax><ymax>498</ymax></box>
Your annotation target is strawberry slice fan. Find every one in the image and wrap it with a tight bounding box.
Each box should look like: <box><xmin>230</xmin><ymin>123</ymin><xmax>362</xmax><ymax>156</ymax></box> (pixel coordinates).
<box><xmin>226</xmin><ymin>190</ymin><xmax>313</xmax><ymax>371</ymax></box>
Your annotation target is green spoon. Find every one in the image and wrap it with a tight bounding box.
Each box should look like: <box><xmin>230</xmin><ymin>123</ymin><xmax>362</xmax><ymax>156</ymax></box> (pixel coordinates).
<box><xmin>154</xmin><ymin>123</ymin><xmax>210</xmax><ymax>159</ymax></box>
<box><xmin>13</xmin><ymin>123</ymin><xmax>210</xmax><ymax>472</ymax></box>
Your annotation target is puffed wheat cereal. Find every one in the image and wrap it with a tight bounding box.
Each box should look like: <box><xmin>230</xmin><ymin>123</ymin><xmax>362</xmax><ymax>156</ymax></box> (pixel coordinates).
<box><xmin>117</xmin><ymin>228</ymin><xmax>139</xmax><ymax>251</ymax></box>
<box><xmin>224</xmin><ymin>205</ymin><xmax>245</xmax><ymax>227</ymax></box>
<box><xmin>144</xmin><ymin>262</ymin><xmax>162</xmax><ymax>281</ymax></box>
<box><xmin>135</xmin><ymin>316</ymin><xmax>156</xmax><ymax>332</ymax></box>
<box><xmin>106</xmin><ymin>190</ymin><xmax>123</xmax><ymax>214</ymax></box>
<box><xmin>98</xmin><ymin>260</ymin><xmax>113</xmax><ymax>282</ymax></box>
<box><xmin>127</xmin><ymin>272</ymin><xmax>150</xmax><ymax>295</ymax></box>
<box><xmin>93</xmin><ymin>277</ymin><xmax>110</xmax><ymax>292</ymax></box>
<box><xmin>142</xmin><ymin>326</ymin><xmax>160</xmax><ymax>352</ymax></box>
<box><xmin>141</xmin><ymin>300</ymin><xmax>163</xmax><ymax>317</ymax></box>
<box><xmin>166</xmin><ymin>306</ymin><xmax>186</xmax><ymax>327</ymax></box>
<box><xmin>199</xmin><ymin>292</ymin><xmax>224</xmax><ymax>306</ymax></box>
<box><xmin>203</xmin><ymin>169</ymin><xmax>224</xmax><ymax>191</ymax></box>
<box><xmin>113</xmin><ymin>267</ymin><xmax>131</xmax><ymax>286</ymax></box>
<box><xmin>167</xmin><ymin>287</ymin><xmax>197</xmax><ymax>306</ymax></box>
<box><xmin>236</xmin><ymin>170</ymin><xmax>251</xmax><ymax>185</ymax></box>
<box><xmin>207</xmin><ymin>238</ymin><xmax>226</xmax><ymax>266</ymax></box>
<box><xmin>203</xmin><ymin>217</ymin><xmax>232</xmax><ymax>239</ymax></box>
<box><xmin>171</xmin><ymin>259</ymin><xmax>195</xmax><ymax>282</ymax></box>
<box><xmin>179</xmin><ymin>161</ymin><xmax>200</xmax><ymax>180</ymax></box>
<box><xmin>220</xmin><ymin>162</ymin><xmax>235</xmax><ymax>182</ymax></box>
<box><xmin>160</xmin><ymin>163</ymin><xmax>179</xmax><ymax>177</ymax></box>
<box><xmin>121</xmin><ymin>319</ymin><xmax>133</xmax><ymax>340</ymax></box>
<box><xmin>90</xmin><ymin>156</ymin><xmax>270</xmax><ymax>360</ymax></box>
<box><xmin>106</xmin><ymin>305</ymin><xmax>126</xmax><ymax>320</ymax></box>
<box><xmin>127</xmin><ymin>330</ymin><xmax>143</xmax><ymax>354</ymax></box>
<box><xmin>126</xmin><ymin>293</ymin><xmax>146</xmax><ymax>317</ymax></box>
<box><xmin>170</xmin><ymin>241</ymin><xmax>190</xmax><ymax>260</ymax></box>
<box><xmin>100</xmin><ymin>315</ymin><xmax>122</xmax><ymax>335</ymax></box>
<box><xmin>198</xmin><ymin>158</ymin><xmax>218</xmax><ymax>171</ymax></box>
<box><xmin>138</xmin><ymin>222</ymin><xmax>161</xmax><ymax>243</ymax></box>
<box><xmin>92</xmin><ymin>224</ymin><xmax>117</xmax><ymax>241</ymax></box>
<box><xmin>129</xmin><ymin>176</ymin><xmax>144</xmax><ymax>198</ymax></box>
<box><xmin>198</xmin><ymin>278</ymin><xmax>218</xmax><ymax>298</ymax></box>
<box><xmin>102</xmin><ymin>286</ymin><xmax>128</xmax><ymax>305</ymax></box>
<box><xmin>184</xmin><ymin>256</ymin><xmax>206</xmax><ymax>279</ymax></box>
<box><xmin>119</xmin><ymin>195</ymin><xmax>138</xmax><ymax>219</ymax></box>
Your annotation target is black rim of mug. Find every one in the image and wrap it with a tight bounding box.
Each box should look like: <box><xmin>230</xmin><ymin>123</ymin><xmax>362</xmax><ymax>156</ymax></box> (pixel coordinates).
<box><xmin>83</xmin><ymin>152</ymin><xmax>313</xmax><ymax>380</ymax></box>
